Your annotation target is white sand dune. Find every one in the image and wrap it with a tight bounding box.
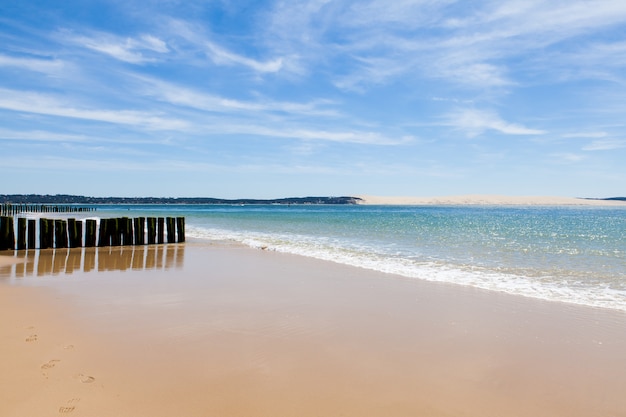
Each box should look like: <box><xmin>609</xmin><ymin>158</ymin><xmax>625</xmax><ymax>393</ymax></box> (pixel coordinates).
<box><xmin>356</xmin><ymin>194</ymin><xmax>626</xmax><ymax>206</ymax></box>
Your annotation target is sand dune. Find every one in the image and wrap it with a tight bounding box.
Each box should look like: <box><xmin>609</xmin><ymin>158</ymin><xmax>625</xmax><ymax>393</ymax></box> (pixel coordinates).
<box><xmin>357</xmin><ymin>194</ymin><xmax>626</xmax><ymax>206</ymax></box>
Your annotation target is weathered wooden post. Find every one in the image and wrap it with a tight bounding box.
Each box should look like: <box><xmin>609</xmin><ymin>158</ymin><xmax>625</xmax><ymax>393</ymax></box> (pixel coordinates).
<box><xmin>157</xmin><ymin>218</ymin><xmax>165</xmax><ymax>244</ymax></box>
<box><xmin>134</xmin><ymin>217</ymin><xmax>145</xmax><ymax>245</ymax></box>
<box><xmin>147</xmin><ymin>217</ymin><xmax>156</xmax><ymax>244</ymax></box>
<box><xmin>40</xmin><ymin>219</ymin><xmax>50</xmax><ymax>249</ymax></box>
<box><xmin>55</xmin><ymin>219</ymin><xmax>68</xmax><ymax>248</ymax></box>
<box><xmin>0</xmin><ymin>216</ymin><xmax>15</xmax><ymax>250</ymax></box>
<box><xmin>17</xmin><ymin>217</ymin><xmax>27</xmax><ymax>250</ymax></box>
<box><xmin>85</xmin><ymin>220</ymin><xmax>97</xmax><ymax>247</ymax></box>
<box><xmin>176</xmin><ymin>217</ymin><xmax>185</xmax><ymax>242</ymax></box>
<box><xmin>28</xmin><ymin>219</ymin><xmax>36</xmax><ymax>249</ymax></box>
<box><xmin>98</xmin><ymin>218</ymin><xmax>110</xmax><ymax>247</ymax></box>
<box><xmin>68</xmin><ymin>218</ymin><xmax>82</xmax><ymax>248</ymax></box>
<box><xmin>166</xmin><ymin>217</ymin><xmax>175</xmax><ymax>243</ymax></box>
<box><xmin>111</xmin><ymin>218</ymin><xmax>121</xmax><ymax>246</ymax></box>
<box><xmin>122</xmin><ymin>217</ymin><xmax>133</xmax><ymax>245</ymax></box>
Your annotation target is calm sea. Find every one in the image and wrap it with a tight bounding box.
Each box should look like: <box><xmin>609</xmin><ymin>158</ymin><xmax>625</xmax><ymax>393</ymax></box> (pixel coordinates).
<box><xmin>84</xmin><ymin>204</ymin><xmax>626</xmax><ymax>312</ymax></box>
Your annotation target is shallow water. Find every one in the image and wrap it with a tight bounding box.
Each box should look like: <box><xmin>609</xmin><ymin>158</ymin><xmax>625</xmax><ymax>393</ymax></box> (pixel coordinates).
<box><xmin>8</xmin><ymin>204</ymin><xmax>626</xmax><ymax>311</ymax></box>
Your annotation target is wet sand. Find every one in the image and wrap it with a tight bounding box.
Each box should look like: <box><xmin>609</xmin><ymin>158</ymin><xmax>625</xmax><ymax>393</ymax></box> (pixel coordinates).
<box><xmin>1</xmin><ymin>243</ymin><xmax>626</xmax><ymax>416</ymax></box>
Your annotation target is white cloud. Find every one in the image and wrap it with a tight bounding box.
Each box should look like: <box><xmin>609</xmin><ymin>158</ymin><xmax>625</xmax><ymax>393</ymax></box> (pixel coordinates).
<box><xmin>0</xmin><ymin>54</ymin><xmax>65</xmax><ymax>74</ymax></box>
<box><xmin>196</xmin><ymin>122</ymin><xmax>411</xmax><ymax>145</ymax></box>
<box><xmin>0</xmin><ymin>88</ymin><xmax>187</xmax><ymax>130</ymax></box>
<box><xmin>0</xmin><ymin>129</ymin><xmax>87</xmax><ymax>142</ymax></box>
<box><xmin>263</xmin><ymin>0</ymin><xmax>626</xmax><ymax>90</ymax></box>
<box><xmin>164</xmin><ymin>18</ymin><xmax>284</xmax><ymax>73</ymax></box>
<box><xmin>204</xmin><ymin>41</ymin><xmax>283</xmax><ymax>73</ymax></box>
<box><xmin>563</xmin><ymin>132</ymin><xmax>608</xmax><ymax>139</ymax></box>
<box><xmin>446</xmin><ymin>108</ymin><xmax>546</xmax><ymax>137</ymax></box>
<box><xmin>136</xmin><ymin>76</ymin><xmax>338</xmax><ymax>116</ymax></box>
<box><xmin>582</xmin><ymin>139</ymin><xmax>626</xmax><ymax>151</ymax></box>
<box><xmin>554</xmin><ymin>153</ymin><xmax>586</xmax><ymax>162</ymax></box>
<box><xmin>63</xmin><ymin>31</ymin><xmax>169</xmax><ymax>64</ymax></box>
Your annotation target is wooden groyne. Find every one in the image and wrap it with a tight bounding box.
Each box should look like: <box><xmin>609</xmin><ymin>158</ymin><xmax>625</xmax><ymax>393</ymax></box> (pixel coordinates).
<box><xmin>0</xmin><ymin>203</ymin><xmax>95</xmax><ymax>216</ymax></box>
<box><xmin>1</xmin><ymin>216</ymin><xmax>184</xmax><ymax>250</ymax></box>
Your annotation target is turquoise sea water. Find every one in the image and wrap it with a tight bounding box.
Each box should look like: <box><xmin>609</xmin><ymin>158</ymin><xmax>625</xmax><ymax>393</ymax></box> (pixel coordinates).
<box><xmin>84</xmin><ymin>204</ymin><xmax>626</xmax><ymax>312</ymax></box>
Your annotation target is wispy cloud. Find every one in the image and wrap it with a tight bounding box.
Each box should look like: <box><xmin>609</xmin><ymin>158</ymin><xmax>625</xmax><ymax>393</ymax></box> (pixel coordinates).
<box><xmin>0</xmin><ymin>129</ymin><xmax>87</xmax><ymax>142</ymax></box>
<box><xmin>204</xmin><ymin>41</ymin><xmax>283</xmax><ymax>73</ymax></box>
<box><xmin>553</xmin><ymin>152</ymin><xmax>586</xmax><ymax>163</ymax></box>
<box><xmin>563</xmin><ymin>132</ymin><xmax>608</xmax><ymax>139</ymax></box>
<box><xmin>582</xmin><ymin>139</ymin><xmax>626</xmax><ymax>151</ymax></box>
<box><xmin>165</xmin><ymin>18</ymin><xmax>285</xmax><ymax>74</ymax></box>
<box><xmin>264</xmin><ymin>0</ymin><xmax>626</xmax><ymax>90</ymax></box>
<box><xmin>61</xmin><ymin>31</ymin><xmax>169</xmax><ymax>64</ymax></box>
<box><xmin>198</xmin><ymin>122</ymin><xmax>412</xmax><ymax>145</ymax></box>
<box><xmin>0</xmin><ymin>88</ymin><xmax>188</xmax><ymax>130</ymax></box>
<box><xmin>134</xmin><ymin>76</ymin><xmax>339</xmax><ymax>117</ymax></box>
<box><xmin>445</xmin><ymin>108</ymin><xmax>546</xmax><ymax>137</ymax></box>
<box><xmin>0</xmin><ymin>53</ymin><xmax>65</xmax><ymax>74</ymax></box>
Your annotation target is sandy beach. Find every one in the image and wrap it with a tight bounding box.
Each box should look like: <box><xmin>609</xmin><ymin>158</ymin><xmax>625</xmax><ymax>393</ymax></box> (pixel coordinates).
<box><xmin>1</xmin><ymin>243</ymin><xmax>626</xmax><ymax>416</ymax></box>
<box><xmin>357</xmin><ymin>194</ymin><xmax>626</xmax><ymax>206</ymax></box>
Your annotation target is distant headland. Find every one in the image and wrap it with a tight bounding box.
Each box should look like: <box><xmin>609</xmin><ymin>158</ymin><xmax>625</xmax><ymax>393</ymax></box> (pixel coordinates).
<box><xmin>0</xmin><ymin>194</ymin><xmax>363</xmax><ymax>205</ymax></box>
<box><xmin>1</xmin><ymin>194</ymin><xmax>625</xmax><ymax>206</ymax></box>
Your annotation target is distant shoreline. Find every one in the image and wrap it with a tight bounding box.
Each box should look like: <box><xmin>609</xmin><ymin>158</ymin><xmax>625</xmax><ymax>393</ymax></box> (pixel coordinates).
<box><xmin>0</xmin><ymin>195</ymin><xmax>360</xmax><ymax>205</ymax></box>
<box><xmin>1</xmin><ymin>194</ymin><xmax>625</xmax><ymax>206</ymax></box>
<box><xmin>356</xmin><ymin>195</ymin><xmax>626</xmax><ymax>206</ymax></box>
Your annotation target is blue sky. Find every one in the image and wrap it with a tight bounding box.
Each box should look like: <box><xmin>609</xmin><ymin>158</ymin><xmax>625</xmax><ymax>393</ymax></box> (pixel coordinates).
<box><xmin>1</xmin><ymin>0</ymin><xmax>625</xmax><ymax>198</ymax></box>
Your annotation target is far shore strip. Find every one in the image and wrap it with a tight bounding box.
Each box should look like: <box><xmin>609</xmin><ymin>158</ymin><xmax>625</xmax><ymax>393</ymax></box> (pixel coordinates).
<box><xmin>356</xmin><ymin>194</ymin><xmax>626</xmax><ymax>206</ymax></box>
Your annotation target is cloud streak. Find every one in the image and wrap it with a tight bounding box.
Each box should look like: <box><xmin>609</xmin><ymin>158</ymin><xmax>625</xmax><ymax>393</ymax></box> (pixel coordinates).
<box><xmin>0</xmin><ymin>88</ymin><xmax>188</xmax><ymax>130</ymax></box>
<box><xmin>445</xmin><ymin>109</ymin><xmax>546</xmax><ymax>137</ymax></box>
<box><xmin>61</xmin><ymin>31</ymin><xmax>169</xmax><ymax>64</ymax></box>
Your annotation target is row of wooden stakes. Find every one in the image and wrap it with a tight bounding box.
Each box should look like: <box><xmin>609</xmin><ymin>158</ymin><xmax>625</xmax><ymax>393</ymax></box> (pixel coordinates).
<box><xmin>0</xmin><ymin>216</ymin><xmax>185</xmax><ymax>250</ymax></box>
<box><xmin>0</xmin><ymin>203</ymin><xmax>95</xmax><ymax>216</ymax></box>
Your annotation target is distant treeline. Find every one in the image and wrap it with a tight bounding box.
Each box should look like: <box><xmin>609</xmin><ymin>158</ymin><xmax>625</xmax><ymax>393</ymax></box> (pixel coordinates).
<box><xmin>0</xmin><ymin>194</ymin><xmax>364</xmax><ymax>205</ymax></box>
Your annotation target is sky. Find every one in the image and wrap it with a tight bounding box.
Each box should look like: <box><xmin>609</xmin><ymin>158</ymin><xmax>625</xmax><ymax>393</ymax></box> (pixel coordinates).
<box><xmin>1</xmin><ymin>0</ymin><xmax>625</xmax><ymax>199</ymax></box>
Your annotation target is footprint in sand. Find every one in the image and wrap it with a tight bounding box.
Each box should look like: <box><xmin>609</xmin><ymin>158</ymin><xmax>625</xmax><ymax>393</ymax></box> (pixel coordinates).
<box><xmin>75</xmin><ymin>373</ymin><xmax>95</xmax><ymax>384</ymax></box>
<box><xmin>25</xmin><ymin>334</ymin><xmax>38</xmax><ymax>342</ymax></box>
<box><xmin>58</xmin><ymin>406</ymin><xmax>75</xmax><ymax>414</ymax></box>
<box><xmin>41</xmin><ymin>359</ymin><xmax>61</xmax><ymax>370</ymax></box>
<box><xmin>58</xmin><ymin>398</ymin><xmax>80</xmax><ymax>414</ymax></box>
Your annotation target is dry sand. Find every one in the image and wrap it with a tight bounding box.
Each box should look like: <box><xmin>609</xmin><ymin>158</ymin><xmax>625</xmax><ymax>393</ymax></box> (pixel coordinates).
<box><xmin>357</xmin><ymin>194</ymin><xmax>626</xmax><ymax>206</ymax></box>
<box><xmin>1</xmin><ymin>244</ymin><xmax>626</xmax><ymax>417</ymax></box>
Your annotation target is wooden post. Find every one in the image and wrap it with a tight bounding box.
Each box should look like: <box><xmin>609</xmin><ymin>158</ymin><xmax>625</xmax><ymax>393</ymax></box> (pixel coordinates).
<box><xmin>134</xmin><ymin>217</ymin><xmax>145</xmax><ymax>245</ymax></box>
<box><xmin>39</xmin><ymin>219</ymin><xmax>50</xmax><ymax>249</ymax></box>
<box><xmin>157</xmin><ymin>218</ymin><xmax>165</xmax><ymax>244</ymax></box>
<box><xmin>68</xmin><ymin>218</ymin><xmax>82</xmax><ymax>248</ymax></box>
<box><xmin>0</xmin><ymin>216</ymin><xmax>14</xmax><ymax>250</ymax></box>
<box><xmin>166</xmin><ymin>217</ymin><xmax>175</xmax><ymax>243</ymax></box>
<box><xmin>98</xmin><ymin>218</ymin><xmax>110</xmax><ymax>247</ymax></box>
<box><xmin>111</xmin><ymin>218</ymin><xmax>121</xmax><ymax>246</ymax></box>
<box><xmin>176</xmin><ymin>217</ymin><xmax>185</xmax><ymax>242</ymax></box>
<box><xmin>85</xmin><ymin>220</ymin><xmax>97</xmax><ymax>247</ymax></box>
<box><xmin>28</xmin><ymin>219</ymin><xmax>36</xmax><ymax>249</ymax></box>
<box><xmin>147</xmin><ymin>217</ymin><xmax>156</xmax><ymax>245</ymax></box>
<box><xmin>55</xmin><ymin>219</ymin><xmax>68</xmax><ymax>248</ymax></box>
<box><xmin>17</xmin><ymin>217</ymin><xmax>27</xmax><ymax>250</ymax></box>
<box><xmin>122</xmin><ymin>217</ymin><xmax>133</xmax><ymax>245</ymax></box>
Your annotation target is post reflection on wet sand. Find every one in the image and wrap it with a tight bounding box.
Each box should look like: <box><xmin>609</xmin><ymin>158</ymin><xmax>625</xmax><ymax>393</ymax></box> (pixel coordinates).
<box><xmin>1</xmin><ymin>244</ymin><xmax>185</xmax><ymax>278</ymax></box>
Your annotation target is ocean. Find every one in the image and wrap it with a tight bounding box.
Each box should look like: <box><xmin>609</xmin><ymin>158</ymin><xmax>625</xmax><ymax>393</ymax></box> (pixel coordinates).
<box><xmin>80</xmin><ymin>203</ymin><xmax>626</xmax><ymax>312</ymax></box>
